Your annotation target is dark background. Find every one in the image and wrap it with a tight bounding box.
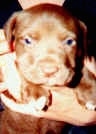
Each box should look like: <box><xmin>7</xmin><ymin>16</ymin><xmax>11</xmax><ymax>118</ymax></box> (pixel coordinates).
<box><xmin>64</xmin><ymin>0</ymin><xmax>96</xmax><ymax>58</ymax></box>
<box><xmin>0</xmin><ymin>0</ymin><xmax>22</xmax><ymax>28</ymax></box>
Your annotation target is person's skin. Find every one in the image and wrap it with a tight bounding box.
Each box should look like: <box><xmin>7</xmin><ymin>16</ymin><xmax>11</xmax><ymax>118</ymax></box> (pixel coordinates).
<box><xmin>0</xmin><ymin>0</ymin><xmax>96</xmax><ymax>126</ymax></box>
<box><xmin>1</xmin><ymin>86</ymin><xmax>96</xmax><ymax>126</ymax></box>
<box><xmin>18</xmin><ymin>0</ymin><xmax>64</xmax><ymax>9</ymax></box>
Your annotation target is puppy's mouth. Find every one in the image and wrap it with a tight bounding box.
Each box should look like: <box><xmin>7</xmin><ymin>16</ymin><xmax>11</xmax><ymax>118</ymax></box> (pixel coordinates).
<box><xmin>39</xmin><ymin>63</ymin><xmax>73</xmax><ymax>83</ymax></box>
<box><xmin>25</xmin><ymin>64</ymin><xmax>75</xmax><ymax>86</ymax></box>
<box><xmin>39</xmin><ymin>61</ymin><xmax>59</xmax><ymax>77</ymax></box>
<box><xmin>17</xmin><ymin>56</ymin><xmax>75</xmax><ymax>86</ymax></box>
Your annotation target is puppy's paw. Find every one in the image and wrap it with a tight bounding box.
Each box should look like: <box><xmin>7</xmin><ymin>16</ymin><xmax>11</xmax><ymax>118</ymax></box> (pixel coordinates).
<box><xmin>86</xmin><ymin>101</ymin><xmax>96</xmax><ymax>111</ymax></box>
<box><xmin>35</xmin><ymin>96</ymin><xmax>47</xmax><ymax>111</ymax></box>
<box><xmin>35</xmin><ymin>91</ymin><xmax>52</xmax><ymax>111</ymax></box>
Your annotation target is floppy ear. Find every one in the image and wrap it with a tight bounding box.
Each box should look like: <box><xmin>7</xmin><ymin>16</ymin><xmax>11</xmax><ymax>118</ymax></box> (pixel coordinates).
<box><xmin>3</xmin><ymin>12</ymin><xmax>19</xmax><ymax>51</ymax></box>
<box><xmin>68</xmin><ymin>21</ymin><xmax>87</xmax><ymax>87</ymax></box>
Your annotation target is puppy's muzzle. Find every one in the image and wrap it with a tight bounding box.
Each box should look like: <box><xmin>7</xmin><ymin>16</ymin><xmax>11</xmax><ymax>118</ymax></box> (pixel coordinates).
<box><xmin>38</xmin><ymin>59</ymin><xmax>59</xmax><ymax>77</ymax></box>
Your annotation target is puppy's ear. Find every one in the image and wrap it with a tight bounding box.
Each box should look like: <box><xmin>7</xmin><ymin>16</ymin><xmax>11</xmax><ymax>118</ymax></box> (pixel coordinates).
<box><xmin>69</xmin><ymin>21</ymin><xmax>87</xmax><ymax>87</ymax></box>
<box><xmin>4</xmin><ymin>12</ymin><xmax>18</xmax><ymax>51</ymax></box>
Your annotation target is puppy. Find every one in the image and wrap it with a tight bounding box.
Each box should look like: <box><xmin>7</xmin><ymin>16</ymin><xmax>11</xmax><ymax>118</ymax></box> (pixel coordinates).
<box><xmin>0</xmin><ymin>3</ymin><xmax>96</xmax><ymax>134</ymax></box>
<box><xmin>3</xmin><ymin>3</ymin><xmax>86</xmax><ymax>106</ymax></box>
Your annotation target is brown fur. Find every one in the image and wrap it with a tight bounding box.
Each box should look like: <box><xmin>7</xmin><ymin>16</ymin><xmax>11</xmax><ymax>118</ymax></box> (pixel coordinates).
<box><xmin>1</xmin><ymin>3</ymin><xmax>96</xmax><ymax>134</ymax></box>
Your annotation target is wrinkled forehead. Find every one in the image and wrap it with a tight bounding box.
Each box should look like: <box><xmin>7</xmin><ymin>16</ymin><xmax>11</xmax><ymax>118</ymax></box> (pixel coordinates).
<box><xmin>15</xmin><ymin>5</ymin><xmax>79</xmax><ymax>37</ymax></box>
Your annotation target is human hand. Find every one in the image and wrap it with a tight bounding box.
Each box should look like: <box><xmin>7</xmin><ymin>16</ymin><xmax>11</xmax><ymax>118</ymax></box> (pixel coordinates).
<box><xmin>1</xmin><ymin>87</ymin><xmax>96</xmax><ymax>126</ymax></box>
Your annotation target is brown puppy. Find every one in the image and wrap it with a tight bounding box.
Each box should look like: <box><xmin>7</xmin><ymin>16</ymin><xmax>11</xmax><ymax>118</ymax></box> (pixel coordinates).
<box><xmin>1</xmin><ymin>3</ymin><xmax>96</xmax><ymax>134</ymax></box>
<box><xmin>4</xmin><ymin>4</ymin><xmax>86</xmax><ymax>106</ymax></box>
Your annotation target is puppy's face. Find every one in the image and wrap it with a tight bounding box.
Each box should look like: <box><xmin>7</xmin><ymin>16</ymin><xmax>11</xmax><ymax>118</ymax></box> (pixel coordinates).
<box><xmin>4</xmin><ymin>4</ymin><xmax>86</xmax><ymax>87</ymax></box>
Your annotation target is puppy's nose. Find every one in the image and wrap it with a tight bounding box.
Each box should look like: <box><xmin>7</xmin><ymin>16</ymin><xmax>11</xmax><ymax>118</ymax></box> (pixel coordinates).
<box><xmin>39</xmin><ymin>59</ymin><xmax>59</xmax><ymax>76</ymax></box>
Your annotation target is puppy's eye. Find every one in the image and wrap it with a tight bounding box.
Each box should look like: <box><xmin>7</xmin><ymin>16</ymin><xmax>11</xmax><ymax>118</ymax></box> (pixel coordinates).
<box><xmin>24</xmin><ymin>36</ymin><xmax>32</xmax><ymax>46</ymax></box>
<box><xmin>66</xmin><ymin>39</ymin><xmax>73</xmax><ymax>45</ymax></box>
<box><xmin>62</xmin><ymin>37</ymin><xmax>76</xmax><ymax>46</ymax></box>
<box><xmin>25</xmin><ymin>38</ymin><xmax>31</xmax><ymax>44</ymax></box>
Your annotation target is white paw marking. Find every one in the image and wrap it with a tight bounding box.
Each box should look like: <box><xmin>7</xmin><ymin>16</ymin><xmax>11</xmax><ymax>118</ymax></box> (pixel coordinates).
<box><xmin>35</xmin><ymin>96</ymin><xmax>47</xmax><ymax>111</ymax></box>
<box><xmin>86</xmin><ymin>101</ymin><xmax>96</xmax><ymax>111</ymax></box>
